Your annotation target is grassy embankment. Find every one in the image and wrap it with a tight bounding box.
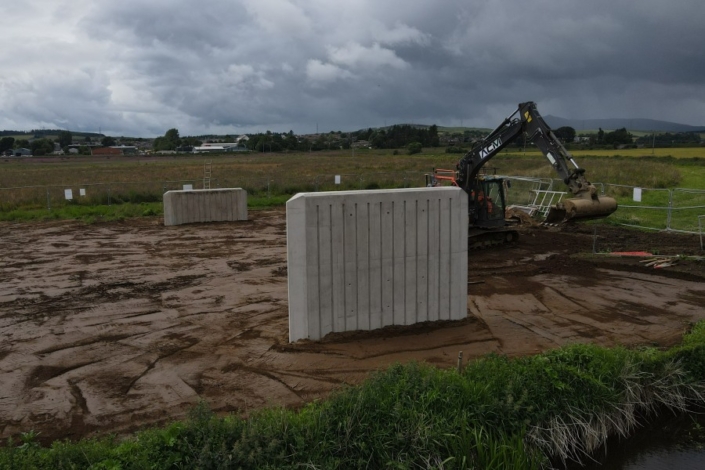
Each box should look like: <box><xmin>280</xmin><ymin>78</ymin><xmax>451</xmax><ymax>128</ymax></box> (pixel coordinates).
<box><xmin>0</xmin><ymin>148</ymin><xmax>703</xmax><ymax>226</ymax></box>
<box><xmin>4</xmin><ymin>322</ymin><xmax>705</xmax><ymax>469</ymax></box>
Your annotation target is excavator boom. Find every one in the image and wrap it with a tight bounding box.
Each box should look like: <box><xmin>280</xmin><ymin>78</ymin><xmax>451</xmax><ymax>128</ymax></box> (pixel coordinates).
<box><xmin>456</xmin><ymin>102</ymin><xmax>617</xmax><ymax>224</ymax></box>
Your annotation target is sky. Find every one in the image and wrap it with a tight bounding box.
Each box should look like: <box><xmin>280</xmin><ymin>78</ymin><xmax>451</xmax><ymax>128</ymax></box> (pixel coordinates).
<box><xmin>1</xmin><ymin>0</ymin><xmax>704</xmax><ymax>137</ymax></box>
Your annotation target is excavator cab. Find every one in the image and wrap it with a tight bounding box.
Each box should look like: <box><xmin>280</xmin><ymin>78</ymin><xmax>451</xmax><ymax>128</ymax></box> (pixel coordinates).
<box><xmin>469</xmin><ymin>177</ymin><xmax>507</xmax><ymax>228</ymax></box>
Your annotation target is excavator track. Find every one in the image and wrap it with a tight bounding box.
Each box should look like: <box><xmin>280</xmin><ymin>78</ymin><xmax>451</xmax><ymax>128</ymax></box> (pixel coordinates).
<box><xmin>468</xmin><ymin>228</ymin><xmax>519</xmax><ymax>249</ymax></box>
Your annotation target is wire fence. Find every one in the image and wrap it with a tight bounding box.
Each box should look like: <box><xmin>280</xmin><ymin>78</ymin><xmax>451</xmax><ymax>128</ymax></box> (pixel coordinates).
<box><xmin>1</xmin><ymin>172</ymin><xmax>704</xmax><ymax>240</ymax></box>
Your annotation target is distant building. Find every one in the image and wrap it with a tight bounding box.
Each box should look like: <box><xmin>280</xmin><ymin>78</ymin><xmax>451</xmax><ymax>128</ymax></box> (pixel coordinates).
<box><xmin>91</xmin><ymin>147</ymin><xmax>123</xmax><ymax>156</ymax></box>
<box><xmin>90</xmin><ymin>145</ymin><xmax>138</xmax><ymax>156</ymax></box>
<box><xmin>13</xmin><ymin>148</ymin><xmax>32</xmax><ymax>157</ymax></box>
<box><xmin>111</xmin><ymin>145</ymin><xmax>138</xmax><ymax>154</ymax></box>
<box><xmin>193</xmin><ymin>143</ymin><xmax>248</xmax><ymax>153</ymax></box>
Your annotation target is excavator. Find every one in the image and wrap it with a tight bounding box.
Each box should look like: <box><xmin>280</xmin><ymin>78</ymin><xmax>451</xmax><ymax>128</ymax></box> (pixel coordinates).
<box><xmin>427</xmin><ymin>101</ymin><xmax>618</xmax><ymax>248</ymax></box>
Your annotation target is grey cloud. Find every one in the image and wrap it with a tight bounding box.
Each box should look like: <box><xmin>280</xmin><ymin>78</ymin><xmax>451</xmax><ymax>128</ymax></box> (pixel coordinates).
<box><xmin>1</xmin><ymin>0</ymin><xmax>704</xmax><ymax>136</ymax></box>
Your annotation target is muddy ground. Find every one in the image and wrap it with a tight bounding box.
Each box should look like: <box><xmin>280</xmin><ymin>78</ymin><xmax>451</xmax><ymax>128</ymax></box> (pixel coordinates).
<box><xmin>1</xmin><ymin>209</ymin><xmax>704</xmax><ymax>444</ymax></box>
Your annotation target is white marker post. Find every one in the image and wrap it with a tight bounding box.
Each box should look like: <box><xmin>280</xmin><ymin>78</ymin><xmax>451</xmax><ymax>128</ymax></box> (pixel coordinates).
<box><xmin>633</xmin><ymin>187</ymin><xmax>642</xmax><ymax>202</ymax></box>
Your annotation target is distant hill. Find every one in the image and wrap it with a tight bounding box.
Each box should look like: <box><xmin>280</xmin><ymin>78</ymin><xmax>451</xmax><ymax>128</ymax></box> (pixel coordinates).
<box><xmin>543</xmin><ymin>116</ymin><xmax>705</xmax><ymax>133</ymax></box>
<box><xmin>0</xmin><ymin>129</ymin><xmax>105</xmax><ymax>139</ymax></box>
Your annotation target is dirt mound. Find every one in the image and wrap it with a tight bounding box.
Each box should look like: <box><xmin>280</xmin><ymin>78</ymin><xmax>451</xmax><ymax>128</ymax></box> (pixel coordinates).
<box><xmin>506</xmin><ymin>206</ymin><xmax>541</xmax><ymax>226</ymax></box>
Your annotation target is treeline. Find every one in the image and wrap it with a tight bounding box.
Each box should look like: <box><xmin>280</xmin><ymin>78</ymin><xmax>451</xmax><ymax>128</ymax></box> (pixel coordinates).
<box><xmin>356</xmin><ymin>124</ymin><xmax>440</xmax><ymax>149</ymax></box>
<box><xmin>246</xmin><ymin>131</ymin><xmax>319</xmax><ymax>152</ymax></box>
<box><xmin>635</xmin><ymin>131</ymin><xmax>701</xmax><ymax>146</ymax></box>
<box><xmin>246</xmin><ymin>125</ymin><xmax>442</xmax><ymax>153</ymax></box>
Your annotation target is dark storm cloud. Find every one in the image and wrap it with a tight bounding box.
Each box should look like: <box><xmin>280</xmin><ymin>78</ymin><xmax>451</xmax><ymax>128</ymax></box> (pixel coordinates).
<box><xmin>2</xmin><ymin>0</ymin><xmax>704</xmax><ymax>136</ymax></box>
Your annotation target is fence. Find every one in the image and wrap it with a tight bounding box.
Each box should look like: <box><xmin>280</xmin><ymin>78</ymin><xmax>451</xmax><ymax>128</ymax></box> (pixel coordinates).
<box><xmin>0</xmin><ymin>180</ymin><xmax>212</xmax><ymax>212</ymax></box>
<box><xmin>600</xmin><ymin>185</ymin><xmax>705</xmax><ymax>234</ymax></box>
<box><xmin>0</xmin><ymin>172</ymin><xmax>429</xmax><ymax>212</ymax></box>
<box><xmin>1</xmin><ymin>173</ymin><xmax>704</xmax><ymax>239</ymax></box>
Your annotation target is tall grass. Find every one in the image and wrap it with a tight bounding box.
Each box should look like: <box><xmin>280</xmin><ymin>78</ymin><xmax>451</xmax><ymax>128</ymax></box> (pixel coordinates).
<box><xmin>0</xmin><ymin>202</ymin><xmax>164</xmax><ymax>222</ymax></box>
<box><xmin>4</xmin><ymin>322</ymin><xmax>705</xmax><ymax>469</ymax></box>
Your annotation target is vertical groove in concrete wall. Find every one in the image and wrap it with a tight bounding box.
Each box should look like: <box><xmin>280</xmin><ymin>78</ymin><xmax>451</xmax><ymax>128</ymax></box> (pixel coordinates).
<box><xmin>163</xmin><ymin>189</ymin><xmax>247</xmax><ymax>226</ymax></box>
<box><xmin>287</xmin><ymin>188</ymin><xmax>468</xmax><ymax>342</ymax></box>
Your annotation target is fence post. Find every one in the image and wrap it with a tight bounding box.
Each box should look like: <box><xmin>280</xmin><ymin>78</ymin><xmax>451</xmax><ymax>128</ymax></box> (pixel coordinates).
<box><xmin>108</xmin><ymin>186</ymin><xmax>111</xmax><ymax>206</ymax></box>
<box><xmin>666</xmin><ymin>189</ymin><xmax>673</xmax><ymax>230</ymax></box>
<box><xmin>267</xmin><ymin>179</ymin><xmax>271</xmax><ymax>198</ymax></box>
<box><xmin>46</xmin><ymin>188</ymin><xmax>51</xmax><ymax>211</ymax></box>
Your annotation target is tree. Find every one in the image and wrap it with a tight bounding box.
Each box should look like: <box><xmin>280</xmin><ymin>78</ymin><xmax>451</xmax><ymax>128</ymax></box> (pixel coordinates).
<box><xmin>15</xmin><ymin>139</ymin><xmax>30</xmax><ymax>149</ymax></box>
<box><xmin>407</xmin><ymin>142</ymin><xmax>422</xmax><ymax>155</ymax></box>
<box><xmin>57</xmin><ymin>130</ymin><xmax>73</xmax><ymax>148</ymax></box>
<box><xmin>0</xmin><ymin>137</ymin><xmax>14</xmax><ymax>152</ymax></box>
<box><xmin>428</xmin><ymin>124</ymin><xmax>440</xmax><ymax>147</ymax></box>
<box><xmin>597</xmin><ymin>128</ymin><xmax>605</xmax><ymax>144</ymax></box>
<box><xmin>30</xmin><ymin>138</ymin><xmax>55</xmax><ymax>156</ymax></box>
<box><xmin>604</xmin><ymin>128</ymin><xmax>632</xmax><ymax>146</ymax></box>
<box><xmin>181</xmin><ymin>136</ymin><xmax>203</xmax><ymax>147</ymax></box>
<box><xmin>164</xmin><ymin>128</ymin><xmax>180</xmax><ymax>144</ymax></box>
<box><xmin>101</xmin><ymin>136</ymin><xmax>116</xmax><ymax>147</ymax></box>
<box><xmin>553</xmin><ymin>126</ymin><xmax>576</xmax><ymax>144</ymax></box>
<box><xmin>153</xmin><ymin>128</ymin><xmax>181</xmax><ymax>151</ymax></box>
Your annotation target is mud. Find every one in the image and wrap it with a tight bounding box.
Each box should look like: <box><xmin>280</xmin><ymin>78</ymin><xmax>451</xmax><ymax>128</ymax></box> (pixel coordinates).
<box><xmin>1</xmin><ymin>210</ymin><xmax>704</xmax><ymax>444</ymax></box>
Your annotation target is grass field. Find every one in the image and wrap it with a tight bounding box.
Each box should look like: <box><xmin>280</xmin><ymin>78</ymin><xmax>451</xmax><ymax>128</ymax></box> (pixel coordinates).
<box><xmin>1</xmin><ymin>148</ymin><xmax>704</xmax><ymax>228</ymax></box>
<box><xmin>506</xmin><ymin>147</ymin><xmax>705</xmax><ymax>159</ymax></box>
<box><xmin>2</xmin><ymin>147</ymin><xmax>703</xmax><ymax>188</ymax></box>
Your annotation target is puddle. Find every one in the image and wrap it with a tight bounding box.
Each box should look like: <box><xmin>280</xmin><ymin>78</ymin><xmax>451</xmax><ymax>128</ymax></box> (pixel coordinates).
<box><xmin>520</xmin><ymin>252</ymin><xmax>559</xmax><ymax>262</ymax></box>
<box><xmin>570</xmin><ymin>413</ymin><xmax>705</xmax><ymax>470</ymax></box>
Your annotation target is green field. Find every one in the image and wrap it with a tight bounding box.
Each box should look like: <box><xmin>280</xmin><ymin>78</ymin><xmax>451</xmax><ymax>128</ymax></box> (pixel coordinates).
<box><xmin>2</xmin><ymin>147</ymin><xmax>703</xmax><ymax>187</ymax></box>
<box><xmin>1</xmin><ymin>148</ymin><xmax>704</xmax><ymax>229</ymax></box>
<box><xmin>507</xmin><ymin>147</ymin><xmax>705</xmax><ymax>159</ymax></box>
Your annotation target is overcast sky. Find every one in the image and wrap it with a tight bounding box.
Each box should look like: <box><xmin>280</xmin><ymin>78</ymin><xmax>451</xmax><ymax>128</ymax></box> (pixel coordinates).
<box><xmin>1</xmin><ymin>0</ymin><xmax>703</xmax><ymax>137</ymax></box>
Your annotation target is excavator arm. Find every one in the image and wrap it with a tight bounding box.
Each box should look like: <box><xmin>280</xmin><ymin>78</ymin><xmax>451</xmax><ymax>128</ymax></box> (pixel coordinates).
<box><xmin>455</xmin><ymin>101</ymin><xmax>617</xmax><ymax>223</ymax></box>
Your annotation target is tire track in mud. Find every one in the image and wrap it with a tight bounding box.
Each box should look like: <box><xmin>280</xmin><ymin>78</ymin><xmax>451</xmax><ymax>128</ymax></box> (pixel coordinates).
<box><xmin>124</xmin><ymin>338</ymin><xmax>200</xmax><ymax>395</ymax></box>
<box><xmin>25</xmin><ymin>359</ymin><xmax>104</xmax><ymax>389</ymax></box>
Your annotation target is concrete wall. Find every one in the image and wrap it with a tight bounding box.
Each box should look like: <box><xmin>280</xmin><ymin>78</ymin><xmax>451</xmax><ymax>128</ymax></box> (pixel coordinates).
<box><xmin>287</xmin><ymin>187</ymin><xmax>468</xmax><ymax>342</ymax></box>
<box><xmin>163</xmin><ymin>188</ymin><xmax>248</xmax><ymax>226</ymax></box>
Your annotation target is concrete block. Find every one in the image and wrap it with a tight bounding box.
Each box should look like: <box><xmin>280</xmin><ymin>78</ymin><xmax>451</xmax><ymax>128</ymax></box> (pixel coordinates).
<box><xmin>163</xmin><ymin>188</ymin><xmax>247</xmax><ymax>226</ymax></box>
<box><xmin>287</xmin><ymin>187</ymin><xmax>468</xmax><ymax>342</ymax></box>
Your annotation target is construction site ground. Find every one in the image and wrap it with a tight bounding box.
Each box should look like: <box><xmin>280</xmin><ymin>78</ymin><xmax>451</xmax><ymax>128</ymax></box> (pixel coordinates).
<box><xmin>1</xmin><ymin>209</ymin><xmax>704</xmax><ymax>444</ymax></box>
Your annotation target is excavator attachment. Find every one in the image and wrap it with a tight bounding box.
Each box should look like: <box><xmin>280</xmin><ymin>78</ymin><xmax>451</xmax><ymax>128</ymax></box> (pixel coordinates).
<box><xmin>544</xmin><ymin>193</ymin><xmax>618</xmax><ymax>224</ymax></box>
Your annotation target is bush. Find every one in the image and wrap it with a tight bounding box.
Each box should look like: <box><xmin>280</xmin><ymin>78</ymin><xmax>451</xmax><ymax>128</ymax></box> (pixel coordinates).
<box><xmin>407</xmin><ymin>142</ymin><xmax>422</xmax><ymax>155</ymax></box>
